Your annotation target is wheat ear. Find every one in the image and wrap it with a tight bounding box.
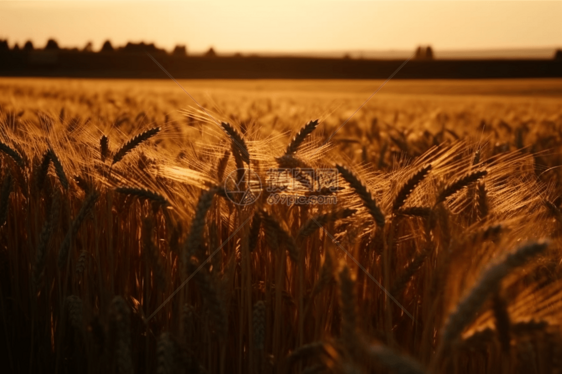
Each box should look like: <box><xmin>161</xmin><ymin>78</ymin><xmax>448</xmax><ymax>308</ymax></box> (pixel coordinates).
<box><xmin>476</xmin><ymin>182</ymin><xmax>489</xmax><ymax>220</ymax></box>
<box><xmin>182</xmin><ymin>303</ymin><xmax>194</xmax><ymax>339</ymax></box>
<box><xmin>109</xmin><ymin>296</ymin><xmax>133</xmax><ymax>374</ymax></box>
<box><xmin>260</xmin><ymin>209</ymin><xmax>298</xmax><ymax>262</ymax></box>
<box><xmin>142</xmin><ymin>218</ymin><xmax>166</xmax><ymax>290</ymax></box>
<box><xmin>182</xmin><ymin>188</ymin><xmax>217</xmax><ymax>270</ymax></box>
<box><xmin>57</xmin><ymin>190</ymin><xmax>99</xmax><ymax>269</ymax></box>
<box><xmin>65</xmin><ymin>295</ymin><xmax>83</xmax><ymax>333</ymax></box>
<box><xmin>392</xmin><ymin>164</ymin><xmax>432</xmax><ymax>211</ymax></box>
<box><xmin>367</xmin><ymin>344</ymin><xmax>429</xmax><ymax>374</ymax></box>
<box><xmin>336</xmin><ymin>165</ymin><xmax>385</xmax><ymax>227</ymax></box>
<box><xmin>35</xmin><ymin>151</ymin><xmax>51</xmax><ymax>191</ymax></box>
<box><xmin>116</xmin><ymin>186</ymin><xmax>169</xmax><ymax>207</ymax></box>
<box><xmin>34</xmin><ymin>192</ymin><xmax>60</xmax><ymax>288</ymax></box>
<box><xmin>440</xmin><ymin>241</ymin><xmax>548</xmax><ymax>347</ymax></box>
<box><xmin>297</xmin><ymin>209</ymin><xmax>356</xmax><ymax>241</ymax></box>
<box><xmin>338</xmin><ymin>266</ymin><xmax>357</xmax><ymax>354</ymax></box>
<box><xmin>435</xmin><ymin>170</ymin><xmax>487</xmax><ymax>206</ymax></box>
<box><xmin>397</xmin><ymin>206</ymin><xmax>432</xmax><ymax>218</ymax></box>
<box><xmin>112</xmin><ymin>127</ymin><xmax>160</xmax><ymax>165</ymax></box>
<box><xmin>285</xmin><ymin>341</ymin><xmax>332</xmax><ymax>369</ymax></box>
<box><xmin>216</xmin><ymin>149</ymin><xmax>230</xmax><ymax>182</ymax></box>
<box><xmin>0</xmin><ymin>140</ymin><xmax>25</xmax><ymax>168</ymax></box>
<box><xmin>75</xmin><ymin>250</ymin><xmax>87</xmax><ymax>274</ymax></box>
<box><xmin>100</xmin><ymin>135</ymin><xmax>109</xmax><ymax>162</ymax></box>
<box><xmin>156</xmin><ymin>332</ymin><xmax>177</xmax><ymax>374</ymax></box>
<box><xmin>189</xmin><ymin>258</ymin><xmax>227</xmax><ymax>339</ymax></box>
<box><xmin>284</xmin><ymin>119</ymin><xmax>320</xmax><ymax>156</ymax></box>
<box><xmin>391</xmin><ymin>249</ymin><xmax>429</xmax><ymax>296</ymax></box>
<box><xmin>220</xmin><ymin>122</ymin><xmax>250</xmax><ymax>164</ymax></box>
<box><xmin>48</xmin><ymin>149</ymin><xmax>69</xmax><ymax>190</ymax></box>
<box><xmin>311</xmin><ymin>248</ymin><xmax>334</xmax><ymax>298</ymax></box>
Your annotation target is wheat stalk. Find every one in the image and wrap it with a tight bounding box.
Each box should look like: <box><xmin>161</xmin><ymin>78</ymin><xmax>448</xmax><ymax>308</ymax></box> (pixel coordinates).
<box><xmin>65</xmin><ymin>295</ymin><xmax>83</xmax><ymax>333</ymax></box>
<box><xmin>100</xmin><ymin>135</ymin><xmax>109</xmax><ymax>162</ymax></box>
<box><xmin>284</xmin><ymin>119</ymin><xmax>320</xmax><ymax>156</ymax></box>
<box><xmin>0</xmin><ymin>172</ymin><xmax>12</xmax><ymax>227</ymax></box>
<box><xmin>476</xmin><ymin>182</ymin><xmax>489</xmax><ymax>220</ymax></box>
<box><xmin>397</xmin><ymin>206</ymin><xmax>432</xmax><ymax>218</ymax></box>
<box><xmin>220</xmin><ymin>122</ymin><xmax>249</xmax><ymax>164</ymax></box>
<box><xmin>248</xmin><ymin>213</ymin><xmax>262</xmax><ymax>253</ymax></box>
<box><xmin>492</xmin><ymin>289</ymin><xmax>511</xmax><ymax>353</ymax></box>
<box><xmin>336</xmin><ymin>164</ymin><xmax>385</xmax><ymax>228</ymax></box>
<box><xmin>391</xmin><ymin>249</ymin><xmax>429</xmax><ymax>296</ymax></box>
<box><xmin>189</xmin><ymin>257</ymin><xmax>227</xmax><ymax>339</ymax></box>
<box><xmin>182</xmin><ymin>188</ymin><xmax>217</xmax><ymax>270</ymax></box>
<box><xmin>260</xmin><ymin>209</ymin><xmax>298</xmax><ymax>262</ymax></box>
<box><xmin>297</xmin><ymin>209</ymin><xmax>356</xmax><ymax>241</ymax></box>
<box><xmin>440</xmin><ymin>240</ymin><xmax>549</xmax><ymax>347</ymax></box>
<box><xmin>216</xmin><ymin>149</ymin><xmax>230</xmax><ymax>182</ymax></box>
<box><xmin>48</xmin><ymin>148</ymin><xmax>68</xmax><ymax>190</ymax></box>
<box><xmin>142</xmin><ymin>217</ymin><xmax>166</xmax><ymax>290</ymax></box>
<box><xmin>34</xmin><ymin>192</ymin><xmax>60</xmax><ymax>288</ymax></box>
<box><xmin>367</xmin><ymin>343</ymin><xmax>429</xmax><ymax>374</ymax></box>
<box><xmin>73</xmin><ymin>174</ymin><xmax>93</xmax><ymax>194</ymax></box>
<box><xmin>252</xmin><ymin>300</ymin><xmax>265</xmax><ymax>350</ymax></box>
<box><xmin>393</xmin><ymin>164</ymin><xmax>432</xmax><ymax>212</ymax></box>
<box><xmin>435</xmin><ymin>170</ymin><xmax>487</xmax><ymax>206</ymax></box>
<box><xmin>109</xmin><ymin>296</ymin><xmax>134</xmax><ymax>374</ymax></box>
<box><xmin>112</xmin><ymin>127</ymin><xmax>160</xmax><ymax>165</ymax></box>
<box><xmin>75</xmin><ymin>250</ymin><xmax>87</xmax><ymax>274</ymax></box>
<box><xmin>34</xmin><ymin>151</ymin><xmax>51</xmax><ymax>191</ymax></box>
<box><xmin>0</xmin><ymin>140</ymin><xmax>25</xmax><ymax>168</ymax></box>
<box><xmin>57</xmin><ymin>190</ymin><xmax>99</xmax><ymax>269</ymax></box>
<box><xmin>338</xmin><ymin>266</ymin><xmax>357</xmax><ymax>354</ymax></box>
<box><xmin>116</xmin><ymin>186</ymin><xmax>169</xmax><ymax>207</ymax></box>
<box><xmin>156</xmin><ymin>332</ymin><xmax>177</xmax><ymax>374</ymax></box>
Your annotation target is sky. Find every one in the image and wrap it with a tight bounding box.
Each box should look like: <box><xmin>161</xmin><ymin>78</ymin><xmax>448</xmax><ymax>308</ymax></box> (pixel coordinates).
<box><xmin>0</xmin><ymin>1</ymin><xmax>561</xmax><ymax>53</ymax></box>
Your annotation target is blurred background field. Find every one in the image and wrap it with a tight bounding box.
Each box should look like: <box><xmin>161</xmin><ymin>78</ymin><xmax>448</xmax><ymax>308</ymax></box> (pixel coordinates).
<box><xmin>2</xmin><ymin>78</ymin><xmax>561</xmax><ymax>134</ymax></box>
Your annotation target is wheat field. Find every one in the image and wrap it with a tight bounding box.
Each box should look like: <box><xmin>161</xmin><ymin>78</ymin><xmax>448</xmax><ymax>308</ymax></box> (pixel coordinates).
<box><xmin>1</xmin><ymin>78</ymin><xmax>562</xmax><ymax>374</ymax></box>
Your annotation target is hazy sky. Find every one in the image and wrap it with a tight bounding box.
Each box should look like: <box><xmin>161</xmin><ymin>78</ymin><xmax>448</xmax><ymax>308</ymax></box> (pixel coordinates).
<box><xmin>1</xmin><ymin>1</ymin><xmax>561</xmax><ymax>53</ymax></box>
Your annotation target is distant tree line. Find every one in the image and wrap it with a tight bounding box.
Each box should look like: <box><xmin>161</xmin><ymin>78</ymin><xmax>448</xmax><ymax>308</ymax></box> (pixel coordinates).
<box><xmin>1</xmin><ymin>38</ymin><xmax>561</xmax><ymax>60</ymax></box>
<box><xmin>0</xmin><ymin>38</ymin><xmax>192</xmax><ymax>56</ymax></box>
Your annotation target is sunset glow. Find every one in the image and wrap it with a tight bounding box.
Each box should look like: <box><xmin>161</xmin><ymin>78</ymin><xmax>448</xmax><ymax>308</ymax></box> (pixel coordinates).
<box><xmin>1</xmin><ymin>1</ymin><xmax>560</xmax><ymax>53</ymax></box>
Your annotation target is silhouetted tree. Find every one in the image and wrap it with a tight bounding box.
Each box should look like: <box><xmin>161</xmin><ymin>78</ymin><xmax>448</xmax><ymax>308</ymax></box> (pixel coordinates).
<box><xmin>425</xmin><ymin>46</ymin><xmax>434</xmax><ymax>60</ymax></box>
<box><xmin>45</xmin><ymin>39</ymin><xmax>59</xmax><ymax>50</ymax></box>
<box><xmin>172</xmin><ymin>45</ymin><xmax>187</xmax><ymax>56</ymax></box>
<box><xmin>205</xmin><ymin>47</ymin><xmax>217</xmax><ymax>57</ymax></box>
<box><xmin>12</xmin><ymin>43</ymin><xmax>20</xmax><ymax>51</ymax></box>
<box><xmin>83</xmin><ymin>41</ymin><xmax>93</xmax><ymax>52</ymax></box>
<box><xmin>414</xmin><ymin>45</ymin><xmax>434</xmax><ymax>60</ymax></box>
<box><xmin>0</xmin><ymin>39</ymin><xmax>8</xmax><ymax>51</ymax></box>
<box><xmin>23</xmin><ymin>41</ymin><xmax>34</xmax><ymax>51</ymax></box>
<box><xmin>414</xmin><ymin>46</ymin><xmax>424</xmax><ymax>60</ymax></box>
<box><xmin>555</xmin><ymin>50</ymin><xmax>562</xmax><ymax>61</ymax></box>
<box><xmin>101</xmin><ymin>40</ymin><xmax>114</xmax><ymax>52</ymax></box>
<box><xmin>121</xmin><ymin>42</ymin><xmax>166</xmax><ymax>54</ymax></box>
